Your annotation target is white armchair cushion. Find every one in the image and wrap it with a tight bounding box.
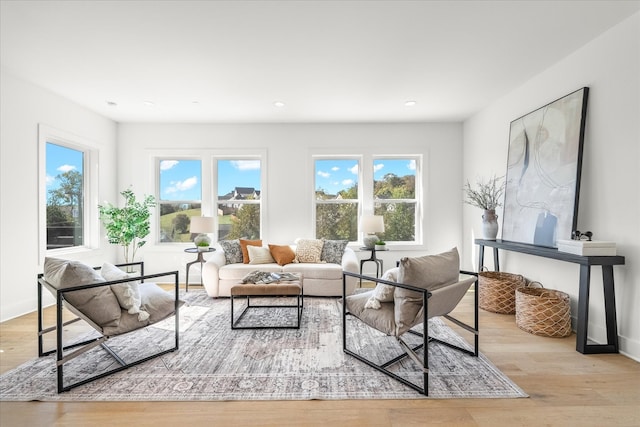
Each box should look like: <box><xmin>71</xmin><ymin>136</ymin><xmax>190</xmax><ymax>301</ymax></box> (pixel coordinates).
<box><xmin>101</xmin><ymin>262</ymin><xmax>149</xmax><ymax>322</ymax></box>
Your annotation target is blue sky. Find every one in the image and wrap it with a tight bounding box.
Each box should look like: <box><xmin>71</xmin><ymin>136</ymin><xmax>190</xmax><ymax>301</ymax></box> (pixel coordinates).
<box><xmin>315</xmin><ymin>158</ymin><xmax>416</xmax><ymax>194</ymax></box>
<box><xmin>159</xmin><ymin>159</ymin><xmax>261</xmax><ymax>201</ymax></box>
<box><xmin>46</xmin><ymin>143</ymin><xmax>83</xmax><ymax>195</ymax></box>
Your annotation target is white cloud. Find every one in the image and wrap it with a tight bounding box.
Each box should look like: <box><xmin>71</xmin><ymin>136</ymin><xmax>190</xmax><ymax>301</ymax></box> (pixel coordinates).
<box><xmin>57</xmin><ymin>164</ymin><xmax>76</xmax><ymax>172</ymax></box>
<box><xmin>317</xmin><ymin>170</ymin><xmax>330</xmax><ymax>178</ymax></box>
<box><xmin>331</xmin><ymin>166</ymin><xmax>340</xmax><ymax>171</ymax></box>
<box><xmin>160</xmin><ymin>160</ymin><xmax>179</xmax><ymax>171</ymax></box>
<box><xmin>231</xmin><ymin>160</ymin><xmax>260</xmax><ymax>171</ymax></box>
<box><xmin>407</xmin><ymin>160</ymin><xmax>416</xmax><ymax>170</ymax></box>
<box><xmin>349</xmin><ymin>164</ymin><xmax>359</xmax><ymax>174</ymax></box>
<box><xmin>46</xmin><ymin>175</ymin><xmax>56</xmax><ymax>187</ymax></box>
<box><xmin>373</xmin><ymin>163</ymin><xmax>384</xmax><ymax>173</ymax></box>
<box><xmin>342</xmin><ymin>179</ymin><xmax>354</xmax><ymax>186</ymax></box>
<box><xmin>165</xmin><ymin>176</ymin><xmax>198</xmax><ymax>194</ymax></box>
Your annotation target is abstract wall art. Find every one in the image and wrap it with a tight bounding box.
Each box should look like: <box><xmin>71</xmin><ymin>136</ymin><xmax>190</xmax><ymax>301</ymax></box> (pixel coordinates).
<box><xmin>501</xmin><ymin>87</ymin><xmax>589</xmax><ymax>247</ymax></box>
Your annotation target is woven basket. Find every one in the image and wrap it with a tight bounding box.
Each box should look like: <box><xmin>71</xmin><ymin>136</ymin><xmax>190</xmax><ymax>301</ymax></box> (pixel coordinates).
<box><xmin>515</xmin><ymin>284</ymin><xmax>571</xmax><ymax>338</ymax></box>
<box><xmin>478</xmin><ymin>271</ymin><xmax>526</xmax><ymax>314</ymax></box>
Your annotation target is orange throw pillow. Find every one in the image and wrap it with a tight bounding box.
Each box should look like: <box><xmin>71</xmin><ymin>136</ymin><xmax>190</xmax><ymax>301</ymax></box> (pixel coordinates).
<box><xmin>269</xmin><ymin>244</ymin><xmax>296</xmax><ymax>266</ymax></box>
<box><xmin>239</xmin><ymin>239</ymin><xmax>262</xmax><ymax>264</ymax></box>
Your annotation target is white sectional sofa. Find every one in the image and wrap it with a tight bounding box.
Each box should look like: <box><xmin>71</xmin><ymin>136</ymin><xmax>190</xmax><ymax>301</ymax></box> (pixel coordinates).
<box><xmin>201</xmin><ymin>241</ymin><xmax>360</xmax><ymax>297</ymax></box>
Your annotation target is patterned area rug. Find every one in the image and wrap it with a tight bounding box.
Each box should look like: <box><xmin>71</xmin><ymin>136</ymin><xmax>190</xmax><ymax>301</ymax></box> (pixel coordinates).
<box><xmin>0</xmin><ymin>291</ymin><xmax>527</xmax><ymax>401</ymax></box>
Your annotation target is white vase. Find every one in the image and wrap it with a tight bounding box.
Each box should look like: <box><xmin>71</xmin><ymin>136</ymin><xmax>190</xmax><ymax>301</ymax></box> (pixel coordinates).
<box><xmin>482</xmin><ymin>209</ymin><xmax>499</xmax><ymax>240</ymax></box>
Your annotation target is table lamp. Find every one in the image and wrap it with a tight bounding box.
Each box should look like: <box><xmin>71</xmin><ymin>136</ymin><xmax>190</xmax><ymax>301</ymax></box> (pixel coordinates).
<box><xmin>360</xmin><ymin>215</ymin><xmax>385</xmax><ymax>249</ymax></box>
<box><xmin>190</xmin><ymin>216</ymin><xmax>215</xmax><ymax>250</ymax></box>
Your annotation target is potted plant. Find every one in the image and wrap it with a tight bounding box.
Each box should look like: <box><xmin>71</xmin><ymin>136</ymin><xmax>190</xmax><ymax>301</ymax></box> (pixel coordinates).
<box><xmin>374</xmin><ymin>240</ymin><xmax>386</xmax><ymax>251</ymax></box>
<box><xmin>196</xmin><ymin>239</ymin><xmax>211</xmax><ymax>252</ymax></box>
<box><xmin>98</xmin><ymin>188</ymin><xmax>156</xmax><ymax>265</ymax></box>
<box><xmin>463</xmin><ymin>175</ymin><xmax>505</xmax><ymax>240</ymax></box>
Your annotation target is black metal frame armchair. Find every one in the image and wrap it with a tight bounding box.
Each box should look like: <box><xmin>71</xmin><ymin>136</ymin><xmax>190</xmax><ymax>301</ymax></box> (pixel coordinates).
<box><xmin>342</xmin><ymin>267</ymin><xmax>479</xmax><ymax>396</ymax></box>
<box><xmin>38</xmin><ymin>261</ymin><xmax>180</xmax><ymax>393</ymax></box>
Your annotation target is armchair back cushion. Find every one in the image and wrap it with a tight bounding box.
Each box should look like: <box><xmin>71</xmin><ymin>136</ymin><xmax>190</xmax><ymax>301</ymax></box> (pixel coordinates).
<box><xmin>394</xmin><ymin>247</ymin><xmax>460</xmax><ymax>335</ymax></box>
<box><xmin>44</xmin><ymin>257</ymin><xmax>121</xmax><ymax>328</ymax></box>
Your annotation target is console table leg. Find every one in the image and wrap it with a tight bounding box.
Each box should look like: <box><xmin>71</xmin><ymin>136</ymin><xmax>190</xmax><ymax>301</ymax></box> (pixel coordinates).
<box><xmin>478</xmin><ymin>246</ymin><xmax>485</xmax><ymax>271</ymax></box>
<box><xmin>493</xmin><ymin>248</ymin><xmax>500</xmax><ymax>271</ymax></box>
<box><xmin>576</xmin><ymin>265</ymin><xmax>591</xmax><ymax>354</ymax></box>
<box><xmin>602</xmin><ymin>266</ymin><xmax>619</xmax><ymax>352</ymax></box>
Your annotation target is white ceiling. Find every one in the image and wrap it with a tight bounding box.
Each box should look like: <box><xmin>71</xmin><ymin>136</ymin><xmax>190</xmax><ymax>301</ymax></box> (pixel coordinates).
<box><xmin>1</xmin><ymin>0</ymin><xmax>638</xmax><ymax>123</ymax></box>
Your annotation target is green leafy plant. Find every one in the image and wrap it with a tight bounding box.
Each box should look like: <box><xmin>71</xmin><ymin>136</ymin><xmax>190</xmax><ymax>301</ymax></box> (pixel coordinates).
<box><xmin>375</xmin><ymin>240</ymin><xmax>386</xmax><ymax>245</ymax></box>
<box><xmin>463</xmin><ymin>175</ymin><xmax>505</xmax><ymax>211</ymax></box>
<box><xmin>98</xmin><ymin>189</ymin><xmax>156</xmax><ymax>264</ymax></box>
<box><xmin>196</xmin><ymin>239</ymin><xmax>210</xmax><ymax>247</ymax></box>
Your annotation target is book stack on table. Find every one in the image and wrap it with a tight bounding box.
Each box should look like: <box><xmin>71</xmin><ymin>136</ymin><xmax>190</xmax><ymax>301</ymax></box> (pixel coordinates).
<box><xmin>557</xmin><ymin>240</ymin><xmax>617</xmax><ymax>256</ymax></box>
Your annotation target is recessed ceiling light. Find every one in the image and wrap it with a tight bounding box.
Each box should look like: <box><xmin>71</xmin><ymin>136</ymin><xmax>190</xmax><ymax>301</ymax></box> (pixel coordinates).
<box><xmin>273</xmin><ymin>101</ymin><xmax>285</xmax><ymax>108</ymax></box>
<box><xmin>106</xmin><ymin>101</ymin><xmax>117</xmax><ymax>107</ymax></box>
<box><xmin>144</xmin><ymin>101</ymin><xmax>155</xmax><ymax>107</ymax></box>
<box><xmin>404</xmin><ymin>100</ymin><xmax>417</xmax><ymax>107</ymax></box>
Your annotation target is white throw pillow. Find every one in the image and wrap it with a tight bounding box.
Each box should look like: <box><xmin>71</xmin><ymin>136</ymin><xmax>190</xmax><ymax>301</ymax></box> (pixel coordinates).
<box><xmin>247</xmin><ymin>245</ymin><xmax>276</xmax><ymax>264</ymax></box>
<box><xmin>101</xmin><ymin>262</ymin><xmax>149</xmax><ymax>322</ymax></box>
<box><xmin>365</xmin><ymin>267</ymin><xmax>399</xmax><ymax>309</ymax></box>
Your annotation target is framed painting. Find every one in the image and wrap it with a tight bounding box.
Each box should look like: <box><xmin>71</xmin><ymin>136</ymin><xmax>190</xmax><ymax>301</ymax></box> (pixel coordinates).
<box><xmin>501</xmin><ymin>87</ymin><xmax>589</xmax><ymax>247</ymax></box>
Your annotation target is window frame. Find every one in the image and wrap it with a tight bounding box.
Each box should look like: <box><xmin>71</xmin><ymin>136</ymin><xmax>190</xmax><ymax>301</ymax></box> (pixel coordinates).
<box><xmin>151</xmin><ymin>149</ymin><xmax>266</xmax><ymax>246</ymax></box>
<box><xmin>372</xmin><ymin>155</ymin><xmax>422</xmax><ymax>245</ymax></box>
<box><xmin>38</xmin><ymin>124</ymin><xmax>99</xmax><ymax>258</ymax></box>
<box><xmin>311</xmin><ymin>152</ymin><xmax>423</xmax><ymax>247</ymax></box>
<box><xmin>214</xmin><ymin>156</ymin><xmax>263</xmax><ymax>241</ymax></box>
<box><xmin>156</xmin><ymin>157</ymin><xmax>204</xmax><ymax>244</ymax></box>
<box><xmin>313</xmin><ymin>155</ymin><xmax>362</xmax><ymax>242</ymax></box>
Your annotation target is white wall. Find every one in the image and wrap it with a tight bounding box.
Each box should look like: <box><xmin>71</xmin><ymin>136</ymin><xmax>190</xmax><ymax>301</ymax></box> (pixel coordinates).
<box><xmin>116</xmin><ymin>122</ymin><xmax>464</xmax><ymax>278</ymax></box>
<box><xmin>463</xmin><ymin>13</ymin><xmax>640</xmax><ymax>360</ymax></box>
<box><xmin>0</xmin><ymin>68</ymin><xmax>118</xmax><ymax>321</ymax></box>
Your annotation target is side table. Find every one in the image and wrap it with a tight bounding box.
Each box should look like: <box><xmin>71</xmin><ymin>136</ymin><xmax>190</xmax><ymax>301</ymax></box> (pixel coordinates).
<box><xmin>184</xmin><ymin>247</ymin><xmax>216</xmax><ymax>292</ymax></box>
<box><xmin>359</xmin><ymin>247</ymin><xmax>386</xmax><ymax>287</ymax></box>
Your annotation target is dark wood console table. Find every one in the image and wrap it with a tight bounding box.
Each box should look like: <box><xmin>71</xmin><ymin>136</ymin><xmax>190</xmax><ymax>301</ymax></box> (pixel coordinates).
<box><xmin>475</xmin><ymin>239</ymin><xmax>625</xmax><ymax>355</ymax></box>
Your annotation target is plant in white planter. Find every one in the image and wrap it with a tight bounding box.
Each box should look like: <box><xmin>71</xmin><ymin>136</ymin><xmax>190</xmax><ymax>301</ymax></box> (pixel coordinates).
<box><xmin>374</xmin><ymin>240</ymin><xmax>386</xmax><ymax>251</ymax></box>
<box><xmin>98</xmin><ymin>188</ymin><xmax>156</xmax><ymax>264</ymax></box>
<box><xmin>463</xmin><ymin>175</ymin><xmax>505</xmax><ymax>240</ymax></box>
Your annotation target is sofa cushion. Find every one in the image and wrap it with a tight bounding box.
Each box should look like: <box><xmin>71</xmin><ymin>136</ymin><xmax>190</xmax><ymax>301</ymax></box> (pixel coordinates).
<box><xmin>43</xmin><ymin>257</ymin><xmax>122</xmax><ymax>328</ymax></box>
<box><xmin>294</xmin><ymin>238</ymin><xmax>324</xmax><ymax>263</ymax></box>
<box><xmin>282</xmin><ymin>262</ymin><xmax>343</xmax><ymax>280</ymax></box>
<box><xmin>219</xmin><ymin>239</ymin><xmax>243</xmax><ymax>264</ymax></box>
<box><xmin>321</xmin><ymin>239</ymin><xmax>348</xmax><ymax>264</ymax></box>
<box><xmin>101</xmin><ymin>262</ymin><xmax>149</xmax><ymax>322</ymax></box>
<box><xmin>247</xmin><ymin>245</ymin><xmax>276</xmax><ymax>264</ymax></box>
<box><xmin>394</xmin><ymin>247</ymin><xmax>460</xmax><ymax>335</ymax></box>
<box><xmin>268</xmin><ymin>244</ymin><xmax>296</xmax><ymax>266</ymax></box>
<box><xmin>240</xmin><ymin>239</ymin><xmax>262</xmax><ymax>264</ymax></box>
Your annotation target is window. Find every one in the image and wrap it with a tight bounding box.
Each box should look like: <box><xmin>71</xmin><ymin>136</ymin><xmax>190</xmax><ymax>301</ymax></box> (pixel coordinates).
<box><xmin>45</xmin><ymin>143</ymin><xmax>85</xmax><ymax>249</ymax></box>
<box><xmin>158</xmin><ymin>159</ymin><xmax>202</xmax><ymax>242</ymax></box>
<box><xmin>373</xmin><ymin>157</ymin><xmax>418</xmax><ymax>242</ymax></box>
<box><xmin>216</xmin><ymin>159</ymin><xmax>261</xmax><ymax>240</ymax></box>
<box><xmin>314</xmin><ymin>158</ymin><xmax>359</xmax><ymax>241</ymax></box>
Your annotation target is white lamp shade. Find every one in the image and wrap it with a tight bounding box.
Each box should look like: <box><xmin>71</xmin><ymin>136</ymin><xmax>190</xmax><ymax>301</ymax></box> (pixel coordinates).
<box><xmin>190</xmin><ymin>216</ymin><xmax>215</xmax><ymax>234</ymax></box>
<box><xmin>360</xmin><ymin>215</ymin><xmax>385</xmax><ymax>233</ymax></box>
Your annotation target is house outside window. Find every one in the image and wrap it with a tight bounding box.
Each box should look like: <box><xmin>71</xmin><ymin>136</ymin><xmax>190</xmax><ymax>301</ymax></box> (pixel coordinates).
<box><xmin>216</xmin><ymin>159</ymin><xmax>261</xmax><ymax>240</ymax></box>
<box><xmin>45</xmin><ymin>142</ymin><xmax>85</xmax><ymax>249</ymax></box>
<box><xmin>158</xmin><ymin>159</ymin><xmax>202</xmax><ymax>242</ymax></box>
<box><xmin>373</xmin><ymin>157</ymin><xmax>418</xmax><ymax>242</ymax></box>
<box><xmin>314</xmin><ymin>158</ymin><xmax>359</xmax><ymax>241</ymax></box>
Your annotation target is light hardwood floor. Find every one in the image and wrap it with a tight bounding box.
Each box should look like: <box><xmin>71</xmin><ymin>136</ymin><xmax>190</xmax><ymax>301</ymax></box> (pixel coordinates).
<box><xmin>1</xmin><ymin>289</ymin><xmax>638</xmax><ymax>427</ymax></box>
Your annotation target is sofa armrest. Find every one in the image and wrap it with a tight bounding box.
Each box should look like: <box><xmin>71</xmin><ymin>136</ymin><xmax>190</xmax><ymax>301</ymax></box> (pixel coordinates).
<box><xmin>202</xmin><ymin>248</ymin><xmax>227</xmax><ymax>297</ymax></box>
<box><xmin>341</xmin><ymin>247</ymin><xmax>359</xmax><ymax>295</ymax></box>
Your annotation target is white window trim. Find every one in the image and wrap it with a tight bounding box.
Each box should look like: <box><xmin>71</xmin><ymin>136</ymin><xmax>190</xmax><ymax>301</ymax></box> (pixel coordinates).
<box><xmin>372</xmin><ymin>154</ymin><xmax>423</xmax><ymax>246</ymax></box>
<box><xmin>149</xmin><ymin>148</ymin><xmax>266</xmax><ymax>247</ymax></box>
<box><xmin>310</xmin><ymin>149</ymin><xmax>424</xmax><ymax>248</ymax></box>
<box><xmin>38</xmin><ymin>124</ymin><xmax>100</xmax><ymax>260</ymax></box>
